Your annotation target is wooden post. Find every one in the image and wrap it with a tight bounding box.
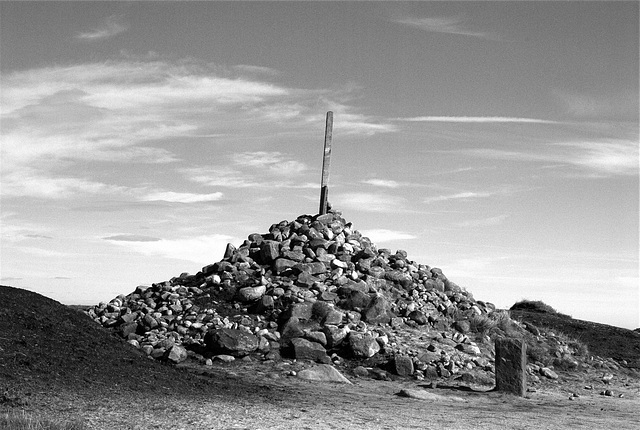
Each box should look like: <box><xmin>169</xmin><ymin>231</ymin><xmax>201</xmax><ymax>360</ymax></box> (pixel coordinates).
<box><xmin>319</xmin><ymin>111</ymin><xmax>333</xmax><ymax>215</ymax></box>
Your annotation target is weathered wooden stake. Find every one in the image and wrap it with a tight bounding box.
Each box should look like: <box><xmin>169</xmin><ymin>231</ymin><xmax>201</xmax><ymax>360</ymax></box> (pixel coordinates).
<box><xmin>319</xmin><ymin>111</ymin><xmax>333</xmax><ymax>215</ymax></box>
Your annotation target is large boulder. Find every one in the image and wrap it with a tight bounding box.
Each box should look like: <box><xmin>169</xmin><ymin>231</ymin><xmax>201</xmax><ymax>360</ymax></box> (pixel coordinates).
<box><xmin>297</xmin><ymin>365</ymin><xmax>352</xmax><ymax>384</ymax></box>
<box><xmin>238</xmin><ymin>285</ymin><xmax>266</xmax><ymax>302</ymax></box>
<box><xmin>164</xmin><ymin>345</ymin><xmax>188</xmax><ymax>364</ymax></box>
<box><xmin>291</xmin><ymin>338</ymin><xmax>330</xmax><ymax>363</ymax></box>
<box><xmin>348</xmin><ymin>332</ymin><xmax>380</xmax><ymax>358</ymax></box>
<box><xmin>323</xmin><ymin>325</ymin><xmax>350</xmax><ymax>348</ymax></box>
<box><xmin>204</xmin><ymin>328</ymin><xmax>258</xmax><ymax>357</ymax></box>
<box><xmin>362</xmin><ymin>294</ymin><xmax>391</xmax><ymax>324</ymax></box>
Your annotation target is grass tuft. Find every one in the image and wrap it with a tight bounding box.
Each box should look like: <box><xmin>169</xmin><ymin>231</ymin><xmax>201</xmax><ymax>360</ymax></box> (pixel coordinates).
<box><xmin>0</xmin><ymin>410</ymin><xmax>87</xmax><ymax>430</ymax></box>
<box><xmin>510</xmin><ymin>299</ymin><xmax>558</xmax><ymax>314</ymax></box>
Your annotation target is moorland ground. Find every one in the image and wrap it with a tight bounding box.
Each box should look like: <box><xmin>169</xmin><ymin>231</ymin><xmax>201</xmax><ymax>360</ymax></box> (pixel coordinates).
<box><xmin>1</xmin><ymin>285</ymin><xmax>639</xmax><ymax>430</ymax></box>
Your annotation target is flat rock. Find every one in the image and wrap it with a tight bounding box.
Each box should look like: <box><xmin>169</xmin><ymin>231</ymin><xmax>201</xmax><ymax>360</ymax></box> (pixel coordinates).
<box><xmin>291</xmin><ymin>338</ymin><xmax>330</xmax><ymax>363</ymax></box>
<box><xmin>204</xmin><ymin>328</ymin><xmax>258</xmax><ymax>356</ymax></box>
<box><xmin>238</xmin><ymin>285</ymin><xmax>266</xmax><ymax>302</ymax></box>
<box><xmin>397</xmin><ymin>389</ymin><xmax>466</xmax><ymax>402</ymax></box>
<box><xmin>297</xmin><ymin>364</ymin><xmax>353</xmax><ymax>384</ymax></box>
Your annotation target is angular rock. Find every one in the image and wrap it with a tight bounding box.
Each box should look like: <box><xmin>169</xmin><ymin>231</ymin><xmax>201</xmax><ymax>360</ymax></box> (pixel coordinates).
<box><xmin>291</xmin><ymin>338</ymin><xmax>330</xmax><ymax>363</ymax></box>
<box><xmin>453</xmin><ymin>320</ymin><xmax>471</xmax><ymax>334</ymax></box>
<box><xmin>274</xmin><ymin>258</ymin><xmax>297</xmax><ymax>274</ymax></box>
<box><xmin>297</xmin><ymin>364</ymin><xmax>352</xmax><ymax>384</ymax></box>
<box><xmin>143</xmin><ymin>313</ymin><xmax>158</xmax><ymax>329</ymax></box>
<box><xmin>238</xmin><ymin>285</ymin><xmax>266</xmax><ymax>302</ymax></box>
<box><xmin>408</xmin><ymin>310</ymin><xmax>428</xmax><ymax>325</ymax></box>
<box><xmin>495</xmin><ymin>338</ymin><xmax>527</xmax><ymax>396</ymax></box>
<box><xmin>204</xmin><ymin>328</ymin><xmax>258</xmax><ymax>357</ymax></box>
<box><xmin>120</xmin><ymin>322</ymin><xmax>139</xmax><ymax>338</ymax></box>
<box><xmin>540</xmin><ymin>367</ymin><xmax>558</xmax><ymax>379</ymax></box>
<box><xmin>214</xmin><ymin>354</ymin><xmax>236</xmax><ymax>363</ymax></box>
<box><xmin>260</xmin><ymin>241</ymin><xmax>280</xmax><ymax>262</ymax></box>
<box><xmin>164</xmin><ymin>345</ymin><xmax>188</xmax><ymax>364</ymax></box>
<box><xmin>296</xmin><ymin>271</ymin><xmax>318</xmax><ymax>288</ymax></box>
<box><xmin>362</xmin><ymin>294</ymin><xmax>391</xmax><ymax>324</ymax></box>
<box><xmin>348</xmin><ymin>332</ymin><xmax>380</xmax><ymax>358</ymax></box>
<box><xmin>394</xmin><ymin>355</ymin><xmax>414</xmax><ymax>376</ymax></box>
<box><xmin>323</xmin><ymin>325</ymin><xmax>349</xmax><ymax>348</ymax></box>
<box><xmin>397</xmin><ymin>389</ymin><xmax>465</xmax><ymax>402</ymax></box>
<box><xmin>304</xmin><ymin>330</ymin><xmax>327</xmax><ymax>346</ymax></box>
<box><xmin>295</xmin><ymin>262</ymin><xmax>326</xmax><ymax>275</ymax></box>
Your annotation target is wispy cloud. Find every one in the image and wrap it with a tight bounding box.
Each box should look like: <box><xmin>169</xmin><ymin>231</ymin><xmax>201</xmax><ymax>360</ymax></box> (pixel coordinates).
<box><xmin>105</xmin><ymin>234</ymin><xmax>240</xmax><ymax>265</ymax></box>
<box><xmin>394</xmin><ymin>16</ymin><xmax>498</xmax><ymax>40</ymax></box>
<box><xmin>183</xmin><ymin>151</ymin><xmax>316</xmax><ymax>190</ymax></box>
<box><xmin>397</xmin><ymin>116</ymin><xmax>557</xmax><ymax>124</ymax></box>
<box><xmin>25</xmin><ymin>234</ymin><xmax>54</xmax><ymax>240</ymax></box>
<box><xmin>553</xmin><ymin>90</ymin><xmax>639</xmax><ymax>120</ymax></box>
<box><xmin>424</xmin><ymin>191</ymin><xmax>496</xmax><ymax>204</ymax></box>
<box><xmin>233</xmin><ymin>65</ymin><xmax>281</xmax><ymax>76</ymax></box>
<box><xmin>141</xmin><ymin>191</ymin><xmax>225</xmax><ymax>204</ymax></box>
<box><xmin>103</xmin><ymin>234</ymin><xmax>161</xmax><ymax>242</ymax></box>
<box><xmin>453</xmin><ymin>139</ymin><xmax>638</xmax><ymax>176</ymax></box>
<box><xmin>332</xmin><ymin>192</ymin><xmax>409</xmax><ymax>213</ymax></box>
<box><xmin>1</xmin><ymin>168</ymin><xmax>128</xmax><ymax>199</ymax></box>
<box><xmin>231</xmin><ymin>152</ymin><xmax>308</xmax><ymax>175</ymax></box>
<box><xmin>76</xmin><ymin>16</ymin><xmax>129</xmax><ymax>41</ymax></box>
<box><xmin>1</xmin><ymin>58</ymin><xmax>392</xmax><ymax>200</ymax></box>
<box><xmin>361</xmin><ymin>179</ymin><xmax>401</xmax><ymax>188</ymax></box>
<box><xmin>360</xmin><ymin>229</ymin><xmax>417</xmax><ymax>243</ymax></box>
<box><xmin>456</xmin><ymin>215</ymin><xmax>509</xmax><ymax>228</ymax></box>
<box><xmin>554</xmin><ymin>141</ymin><xmax>639</xmax><ymax>175</ymax></box>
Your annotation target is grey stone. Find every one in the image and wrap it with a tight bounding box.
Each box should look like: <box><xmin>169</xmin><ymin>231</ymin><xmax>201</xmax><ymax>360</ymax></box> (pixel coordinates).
<box><xmin>143</xmin><ymin>313</ymin><xmax>158</xmax><ymax>329</ymax></box>
<box><xmin>453</xmin><ymin>320</ymin><xmax>471</xmax><ymax>334</ymax></box>
<box><xmin>204</xmin><ymin>328</ymin><xmax>258</xmax><ymax>357</ymax></box>
<box><xmin>348</xmin><ymin>332</ymin><xmax>380</xmax><ymax>358</ymax></box>
<box><xmin>238</xmin><ymin>285</ymin><xmax>266</xmax><ymax>302</ymax></box>
<box><xmin>323</xmin><ymin>325</ymin><xmax>349</xmax><ymax>348</ymax></box>
<box><xmin>540</xmin><ymin>367</ymin><xmax>558</xmax><ymax>379</ymax></box>
<box><xmin>397</xmin><ymin>389</ymin><xmax>465</xmax><ymax>402</ymax></box>
<box><xmin>213</xmin><ymin>354</ymin><xmax>236</xmax><ymax>363</ymax></box>
<box><xmin>297</xmin><ymin>364</ymin><xmax>352</xmax><ymax>384</ymax></box>
<box><xmin>304</xmin><ymin>330</ymin><xmax>327</xmax><ymax>346</ymax></box>
<box><xmin>291</xmin><ymin>338</ymin><xmax>330</xmax><ymax>363</ymax></box>
<box><xmin>120</xmin><ymin>322</ymin><xmax>139</xmax><ymax>338</ymax></box>
<box><xmin>164</xmin><ymin>345</ymin><xmax>188</xmax><ymax>363</ymax></box>
<box><xmin>260</xmin><ymin>241</ymin><xmax>280</xmax><ymax>262</ymax></box>
<box><xmin>353</xmin><ymin>366</ymin><xmax>369</xmax><ymax>377</ymax></box>
<box><xmin>394</xmin><ymin>355</ymin><xmax>414</xmax><ymax>376</ymax></box>
<box><xmin>273</xmin><ymin>258</ymin><xmax>297</xmax><ymax>274</ymax></box>
<box><xmin>495</xmin><ymin>338</ymin><xmax>527</xmax><ymax>396</ymax></box>
<box><xmin>408</xmin><ymin>310</ymin><xmax>428</xmax><ymax>325</ymax></box>
<box><xmin>362</xmin><ymin>294</ymin><xmax>391</xmax><ymax>324</ymax></box>
<box><xmin>295</xmin><ymin>262</ymin><xmax>326</xmax><ymax>274</ymax></box>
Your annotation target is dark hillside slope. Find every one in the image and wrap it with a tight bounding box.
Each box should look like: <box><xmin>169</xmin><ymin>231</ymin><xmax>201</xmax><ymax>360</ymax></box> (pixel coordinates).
<box><xmin>510</xmin><ymin>309</ymin><xmax>640</xmax><ymax>369</ymax></box>
<box><xmin>0</xmin><ymin>285</ymin><xmax>208</xmax><ymax>396</ymax></box>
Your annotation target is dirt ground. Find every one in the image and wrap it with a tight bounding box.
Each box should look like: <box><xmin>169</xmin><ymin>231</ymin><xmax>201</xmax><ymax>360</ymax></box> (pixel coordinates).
<box><xmin>2</xmin><ymin>286</ymin><xmax>639</xmax><ymax>429</ymax></box>
<box><xmin>4</xmin><ymin>358</ymin><xmax>639</xmax><ymax>430</ymax></box>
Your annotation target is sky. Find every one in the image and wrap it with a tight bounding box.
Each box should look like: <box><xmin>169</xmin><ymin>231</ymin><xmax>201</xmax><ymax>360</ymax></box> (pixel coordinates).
<box><xmin>1</xmin><ymin>1</ymin><xmax>638</xmax><ymax>329</ymax></box>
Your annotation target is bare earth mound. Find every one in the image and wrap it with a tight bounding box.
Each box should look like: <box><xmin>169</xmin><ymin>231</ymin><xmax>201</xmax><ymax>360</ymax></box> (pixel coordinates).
<box><xmin>510</xmin><ymin>309</ymin><xmax>640</xmax><ymax>369</ymax></box>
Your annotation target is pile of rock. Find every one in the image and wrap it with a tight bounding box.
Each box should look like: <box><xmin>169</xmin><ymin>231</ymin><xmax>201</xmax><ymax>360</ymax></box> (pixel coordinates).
<box><xmin>86</xmin><ymin>210</ymin><xmax>555</xmax><ymax>381</ymax></box>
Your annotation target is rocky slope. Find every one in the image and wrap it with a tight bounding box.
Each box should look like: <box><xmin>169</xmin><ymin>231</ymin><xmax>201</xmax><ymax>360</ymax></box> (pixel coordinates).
<box><xmin>87</xmin><ymin>210</ymin><xmax>601</xmax><ymax>385</ymax></box>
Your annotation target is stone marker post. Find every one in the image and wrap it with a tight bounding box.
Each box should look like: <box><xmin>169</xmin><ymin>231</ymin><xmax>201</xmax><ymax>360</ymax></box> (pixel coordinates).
<box><xmin>495</xmin><ymin>337</ymin><xmax>527</xmax><ymax>396</ymax></box>
<box><xmin>319</xmin><ymin>111</ymin><xmax>333</xmax><ymax>215</ymax></box>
